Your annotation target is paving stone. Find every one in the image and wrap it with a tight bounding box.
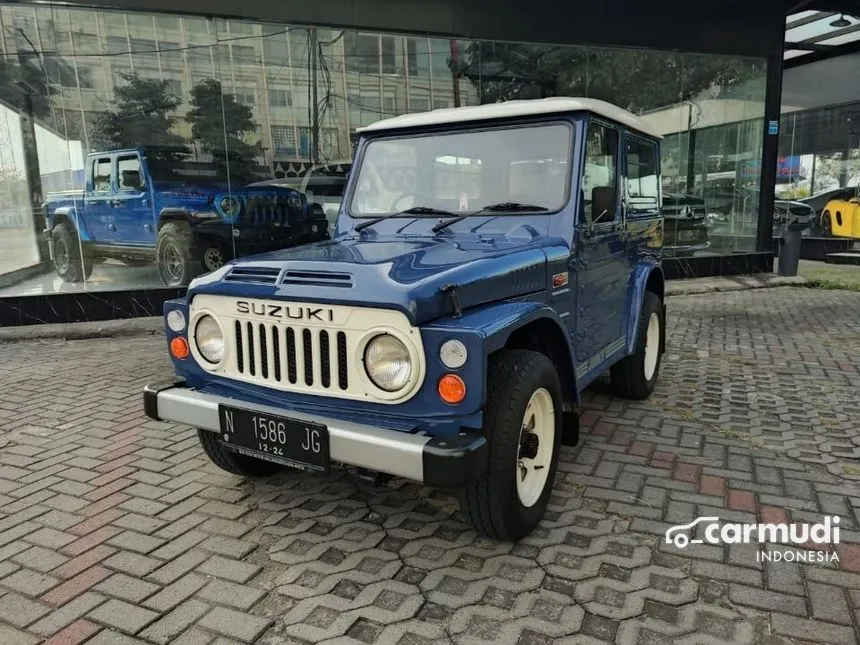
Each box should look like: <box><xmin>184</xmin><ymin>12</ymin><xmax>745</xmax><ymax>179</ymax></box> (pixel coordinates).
<box><xmin>197</xmin><ymin>578</ymin><xmax>266</xmax><ymax>610</ymax></box>
<box><xmin>198</xmin><ymin>606</ymin><xmax>271</xmax><ymax>643</ymax></box>
<box><xmin>196</xmin><ymin>555</ymin><xmax>261</xmax><ymax>584</ymax></box>
<box><xmin>88</xmin><ymin>598</ymin><xmax>159</xmax><ymax>634</ymax></box>
<box><xmin>0</xmin><ymin>591</ymin><xmax>52</xmax><ymax>627</ymax></box>
<box><xmin>12</xmin><ymin>545</ymin><xmax>70</xmax><ymax>573</ymax></box>
<box><xmin>139</xmin><ymin>599</ymin><xmax>210</xmax><ymax>645</ymax></box>
<box><xmin>807</xmin><ymin>582</ymin><xmax>851</xmax><ymax>624</ymax></box>
<box><xmin>771</xmin><ymin>612</ymin><xmax>856</xmax><ymax>645</ymax></box>
<box><xmin>729</xmin><ymin>584</ymin><xmax>807</xmax><ymax>616</ymax></box>
<box><xmin>30</xmin><ymin>592</ymin><xmax>107</xmax><ymax>637</ymax></box>
<box><xmin>94</xmin><ymin>573</ymin><xmax>160</xmax><ymax>603</ymax></box>
<box><xmin>143</xmin><ymin>573</ymin><xmax>207</xmax><ymax>613</ymax></box>
<box><xmin>0</xmin><ymin>624</ymin><xmax>40</xmax><ymax>645</ymax></box>
<box><xmin>2</xmin><ymin>567</ymin><xmax>61</xmax><ymax>596</ymax></box>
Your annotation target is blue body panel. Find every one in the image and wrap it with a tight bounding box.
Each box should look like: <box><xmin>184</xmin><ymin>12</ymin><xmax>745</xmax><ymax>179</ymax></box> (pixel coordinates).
<box><xmin>161</xmin><ymin>111</ymin><xmax>665</xmax><ymax>438</ymax></box>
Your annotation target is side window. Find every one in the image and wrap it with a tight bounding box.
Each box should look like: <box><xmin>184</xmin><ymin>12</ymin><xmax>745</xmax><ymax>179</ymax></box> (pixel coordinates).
<box><xmin>117</xmin><ymin>156</ymin><xmax>144</xmax><ymax>190</ymax></box>
<box><xmin>93</xmin><ymin>159</ymin><xmax>113</xmax><ymax>192</ymax></box>
<box><xmin>626</xmin><ymin>138</ymin><xmax>659</xmax><ymax>215</ymax></box>
<box><xmin>582</xmin><ymin>124</ymin><xmax>618</xmax><ymax>225</ymax></box>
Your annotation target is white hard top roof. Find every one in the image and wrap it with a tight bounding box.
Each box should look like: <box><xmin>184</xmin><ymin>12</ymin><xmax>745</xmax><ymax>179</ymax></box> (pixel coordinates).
<box><xmin>357</xmin><ymin>97</ymin><xmax>662</xmax><ymax>139</ymax></box>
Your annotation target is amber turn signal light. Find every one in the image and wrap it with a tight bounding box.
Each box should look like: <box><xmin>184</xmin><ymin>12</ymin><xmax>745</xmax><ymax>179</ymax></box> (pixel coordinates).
<box><xmin>170</xmin><ymin>336</ymin><xmax>190</xmax><ymax>360</ymax></box>
<box><xmin>438</xmin><ymin>374</ymin><xmax>466</xmax><ymax>404</ymax></box>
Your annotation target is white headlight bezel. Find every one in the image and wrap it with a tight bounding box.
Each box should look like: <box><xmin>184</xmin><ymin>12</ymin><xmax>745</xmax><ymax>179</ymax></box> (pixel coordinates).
<box><xmin>166</xmin><ymin>309</ymin><xmax>186</xmax><ymax>333</ymax></box>
<box><xmin>192</xmin><ymin>313</ymin><xmax>226</xmax><ymax>366</ymax></box>
<box><xmin>362</xmin><ymin>333</ymin><xmax>413</xmax><ymax>392</ymax></box>
<box><xmin>439</xmin><ymin>339</ymin><xmax>468</xmax><ymax>369</ymax></box>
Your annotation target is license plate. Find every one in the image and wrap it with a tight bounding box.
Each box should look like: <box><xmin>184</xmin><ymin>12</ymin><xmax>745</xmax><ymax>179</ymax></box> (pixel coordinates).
<box><xmin>218</xmin><ymin>405</ymin><xmax>329</xmax><ymax>472</ymax></box>
<box><xmin>678</xmin><ymin>230</ymin><xmax>699</xmax><ymax>242</ymax></box>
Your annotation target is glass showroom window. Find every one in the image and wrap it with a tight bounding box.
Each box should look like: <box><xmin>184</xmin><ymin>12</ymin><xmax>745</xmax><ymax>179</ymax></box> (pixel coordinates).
<box><xmin>0</xmin><ymin>1</ymin><xmax>768</xmax><ymax>299</ymax></box>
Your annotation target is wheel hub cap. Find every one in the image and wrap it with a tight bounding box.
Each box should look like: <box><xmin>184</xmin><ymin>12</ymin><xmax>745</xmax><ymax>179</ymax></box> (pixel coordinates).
<box><xmin>516</xmin><ymin>387</ymin><xmax>555</xmax><ymax>508</ymax></box>
<box><xmin>644</xmin><ymin>312</ymin><xmax>660</xmax><ymax>381</ymax></box>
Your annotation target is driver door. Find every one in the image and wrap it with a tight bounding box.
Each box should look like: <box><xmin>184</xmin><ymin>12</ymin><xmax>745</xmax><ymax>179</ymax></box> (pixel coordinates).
<box><xmin>574</xmin><ymin>121</ymin><xmax>628</xmax><ymax>368</ymax></box>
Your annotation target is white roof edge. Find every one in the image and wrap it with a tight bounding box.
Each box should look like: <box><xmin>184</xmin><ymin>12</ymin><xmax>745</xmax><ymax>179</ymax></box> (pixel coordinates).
<box><xmin>356</xmin><ymin>97</ymin><xmax>663</xmax><ymax>139</ymax></box>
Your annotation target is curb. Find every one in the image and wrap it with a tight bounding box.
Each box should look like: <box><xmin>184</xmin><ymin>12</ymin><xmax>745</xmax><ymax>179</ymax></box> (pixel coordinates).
<box><xmin>0</xmin><ymin>317</ymin><xmax>164</xmax><ymax>342</ymax></box>
<box><xmin>666</xmin><ymin>275</ymin><xmax>807</xmax><ymax>297</ymax></box>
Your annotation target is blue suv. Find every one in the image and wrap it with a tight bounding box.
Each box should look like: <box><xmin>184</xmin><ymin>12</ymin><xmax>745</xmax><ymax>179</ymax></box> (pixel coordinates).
<box><xmin>43</xmin><ymin>148</ymin><xmax>329</xmax><ymax>287</ymax></box>
<box><xmin>144</xmin><ymin>98</ymin><xmax>666</xmax><ymax>540</ymax></box>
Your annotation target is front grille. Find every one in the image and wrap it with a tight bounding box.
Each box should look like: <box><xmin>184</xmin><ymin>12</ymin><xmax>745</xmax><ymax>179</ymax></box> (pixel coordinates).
<box><xmin>233</xmin><ymin>322</ymin><xmax>349</xmax><ymax>391</ymax></box>
<box><xmin>189</xmin><ymin>294</ymin><xmax>423</xmax><ymax>403</ymax></box>
<box><xmin>242</xmin><ymin>196</ymin><xmax>299</xmax><ymax>228</ymax></box>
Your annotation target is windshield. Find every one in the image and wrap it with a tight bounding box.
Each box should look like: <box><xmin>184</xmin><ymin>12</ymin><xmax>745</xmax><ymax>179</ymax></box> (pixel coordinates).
<box><xmin>349</xmin><ymin>122</ymin><xmax>572</xmax><ymax>217</ymax></box>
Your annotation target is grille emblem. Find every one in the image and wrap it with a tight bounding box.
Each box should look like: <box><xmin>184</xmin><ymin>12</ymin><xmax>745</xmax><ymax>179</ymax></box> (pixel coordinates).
<box><xmin>236</xmin><ymin>301</ymin><xmax>335</xmax><ymax>322</ymax></box>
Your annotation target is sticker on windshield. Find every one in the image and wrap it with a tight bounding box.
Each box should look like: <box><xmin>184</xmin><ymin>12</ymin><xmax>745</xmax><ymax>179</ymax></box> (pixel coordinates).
<box><xmin>459</xmin><ymin>191</ymin><xmax>469</xmax><ymax>212</ymax></box>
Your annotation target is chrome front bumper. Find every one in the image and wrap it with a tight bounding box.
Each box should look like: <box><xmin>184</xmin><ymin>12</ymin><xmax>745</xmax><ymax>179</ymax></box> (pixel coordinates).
<box><xmin>143</xmin><ymin>380</ymin><xmax>487</xmax><ymax>488</ymax></box>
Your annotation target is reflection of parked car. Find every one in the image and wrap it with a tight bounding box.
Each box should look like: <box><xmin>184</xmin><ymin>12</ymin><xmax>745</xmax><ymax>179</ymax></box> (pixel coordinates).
<box><xmin>799</xmin><ymin>186</ymin><xmax>856</xmax><ymax>218</ymax></box>
<box><xmin>43</xmin><ymin>148</ymin><xmax>329</xmax><ymax>287</ymax></box>
<box><xmin>250</xmin><ymin>161</ymin><xmax>350</xmax><ymax>227</ymax></box>
<box><xmin>661</xmin><ymin>192</ymin><xmax>710</xmax><ymax>256</ymax></box>
<box><xmin>822</xmin><ymin>191</ymin><xmax>860</xmax><ymax>239</ymax></box>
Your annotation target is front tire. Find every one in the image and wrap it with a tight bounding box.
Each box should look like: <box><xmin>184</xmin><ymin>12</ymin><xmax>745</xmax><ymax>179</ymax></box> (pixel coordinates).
<box><xmin>459</xmin><ymin>349</ymin><xmax>562</xmax><ymax>541</ymax></box>
<box><xmin>156</xmin><ymin>221</ymin><xmax>200</xmax><ymax>287</ymax></box>
<box><xmin>610</xmin><ymin>291</ymin><xmax>664</xmax><ymax>400</ymax></box>
<box><xmin>197</xmin><ymin>429</ymin><xmax>283</xmax><ymax>477</ymax></box>
<box><xmin>52</xmin><ymin>221</ymin><xmax>93</xmax><ymax>282</ymax></box>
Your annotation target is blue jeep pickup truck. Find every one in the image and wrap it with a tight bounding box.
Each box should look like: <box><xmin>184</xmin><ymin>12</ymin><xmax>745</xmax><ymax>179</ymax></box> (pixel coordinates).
<box><xmin>44</xmin><ymin>148</ymin><xmax>329</xmax><ymax>287</ymax></box>
<box><xmin>144</xmin><ymin>98</ymin><xmax>667</xmax><ymax>540</ymax></box>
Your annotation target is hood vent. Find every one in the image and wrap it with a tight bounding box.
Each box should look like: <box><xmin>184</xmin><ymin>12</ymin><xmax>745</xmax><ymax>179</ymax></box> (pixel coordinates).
<box><xmin>281</xmin><ymin>270</ymin><xmax>353</xmax><ymax>288</ymax></box>
<box><xmin>224</xmin><ymin>266</ymin><xmax>281</xmax><ymax>284</ymax></box>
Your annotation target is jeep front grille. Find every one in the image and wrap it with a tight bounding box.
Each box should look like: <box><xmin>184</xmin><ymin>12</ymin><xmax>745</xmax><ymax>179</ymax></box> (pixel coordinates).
<box><xmin>233</xmin><ymin>321</ymin><xmax>349</xmax><ymax>391</ymax></box>
<box><xmin>187</xmin><ymin>294</ymin><xmax>424</xmax><ymax>404</ymax></box>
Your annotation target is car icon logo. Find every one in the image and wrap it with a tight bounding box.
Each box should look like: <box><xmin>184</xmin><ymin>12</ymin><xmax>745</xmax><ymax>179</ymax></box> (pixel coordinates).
<box><xmin>665</xmin><ymin>516</ymin><xmax>720</xmax><ymax>548</ymax></box>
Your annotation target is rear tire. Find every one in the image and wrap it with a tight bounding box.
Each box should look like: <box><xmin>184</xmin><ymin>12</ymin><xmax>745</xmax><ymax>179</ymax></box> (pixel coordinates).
<box><xmin>52</xmin><ymin>221</ymin><xmax>93</xmax><ymax>282</ymax></box>
<box><xmin>610</xmin><ymin>291</ymin><xmax>663</xmax><ymax>400</ymax></box>
<box><xmin>822</xmin><ymin>210</ymin><xmax>832</xmax><ymax>236</ymax></box>
<box><xmin>197</xmin><ymin>429</ymin><xmax>283</xmax><ymax>477</ymax></box>
<box><xmin>458</xmin><ymin>349</ymin><xmax>562</xmax><ymax>541</ymax></box>
<box><xmin>156</xmin><ymin>221</ymin><xmax>200</xmax><ymax>287</ymax></box>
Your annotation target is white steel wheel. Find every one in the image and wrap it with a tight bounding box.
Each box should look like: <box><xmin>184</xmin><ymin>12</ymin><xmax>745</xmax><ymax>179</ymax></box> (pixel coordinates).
<box><xmin>643</xmin><ymin>312</ymin><xmax>660</xmax><ymax>381</ymax></box>
<box><xmin>516</xmin><ymin>387</ymin><xmax>555</xmax><ymax>508</ymax></box>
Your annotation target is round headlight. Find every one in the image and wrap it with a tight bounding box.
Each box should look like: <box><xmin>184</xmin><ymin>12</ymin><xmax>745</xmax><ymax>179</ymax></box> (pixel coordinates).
<box><xmin>166</xmin><ymin>310</ymin><xmax>186</xmax><ymax>333</ymax></box>
<box><xmin>364</xmin><ymin>334</ymin><xmax>412</xmax><ymax>392</ymax></box>
<box><xmin>195</xmin><ymin>315</ymin><xmax>224</xmax><ymax>364</ymax></box>
<box><xmin>440</xmin><ymin>339</ymin><xmax>467</xmax><ymax>369</ymax></box>
<box><xmin>218</xmin><ymin>196</ymin><xmax>240</xmax><ymax>217</ymax></box>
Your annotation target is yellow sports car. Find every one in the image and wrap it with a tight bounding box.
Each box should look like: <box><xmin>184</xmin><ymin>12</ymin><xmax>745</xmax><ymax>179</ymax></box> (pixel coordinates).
<box><xmin>822</xmin><ymin>193</ymin><xmax>860</xmax><ymax>239</ymax></box>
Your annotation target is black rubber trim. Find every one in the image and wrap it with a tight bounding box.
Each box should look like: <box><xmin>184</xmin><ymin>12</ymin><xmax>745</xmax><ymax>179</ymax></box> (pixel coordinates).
<box><xmin>422</xmin><ymin>430</ymin><xmax>488</xmax><ymax>489</ymax></box>
<box><xmin>143</xmin><ymin>378</ymin><xmax>185</xmax><ymax>421</ymax></box>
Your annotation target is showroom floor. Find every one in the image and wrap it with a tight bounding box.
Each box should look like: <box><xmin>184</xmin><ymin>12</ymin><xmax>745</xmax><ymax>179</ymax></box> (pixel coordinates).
<box><xmin>0</xmin><ymin>286</ymin><xmax>859</xmax><ymax>645</ymax></box>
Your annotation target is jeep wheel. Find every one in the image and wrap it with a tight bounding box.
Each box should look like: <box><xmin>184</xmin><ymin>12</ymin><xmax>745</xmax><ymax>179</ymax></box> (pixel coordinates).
<box><xmin>822</xmin><ymin>210</ymin><xmax>832</xmax><ymax>236</ymax></box>
<box><xmin>610</xmin><ymin>291</ymin><xmax>663</xmax><ymax>400</ymax></box>
<box><xmin>197</xmin><ymin>429</ymin><xmax>283</xmax><ymax>477</ymax></box>
<box><xmin>52</xmin><ymin>221</ymin><xmax>93</xmax><ymax>282</ymax></box>
<box><xmin>201</xmin><ymin>244</ymin><xmax>227</xmax><ymax>272</ymax></box>
<box><xmin>459</xmin><ymin>349</ymin><xmax>562</xmax><ymax>541</ymax></box>
<box><xmin>156</xmin><ymin>221</ymin><xmax>200</xmax><ymax>287</ymax></box>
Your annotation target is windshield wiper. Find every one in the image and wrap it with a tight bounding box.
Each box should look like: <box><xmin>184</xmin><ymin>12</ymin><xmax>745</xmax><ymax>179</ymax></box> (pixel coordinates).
<box><xmin>354</xmin><ymin>206</ymin><xmax>456</xmax><ymax>232</ymax></box>
<box><xmin>431</xmin><ymin>202</ymin><xmax>549</xmax><ymax>233</ymax></box>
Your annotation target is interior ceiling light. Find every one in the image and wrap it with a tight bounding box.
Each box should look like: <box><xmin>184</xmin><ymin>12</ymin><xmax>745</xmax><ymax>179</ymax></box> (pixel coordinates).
<box><xmin>830</xmin><ymin>14</ymin><xmax>851</xmax><ymax>28</ymax></box>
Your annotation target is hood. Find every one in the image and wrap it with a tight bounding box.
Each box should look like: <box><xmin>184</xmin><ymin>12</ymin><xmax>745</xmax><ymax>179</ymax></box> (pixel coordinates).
<box><xmin>189</xmin><ymin>234</ymin><xmax>551</xmax><ymax>325</ymax></box>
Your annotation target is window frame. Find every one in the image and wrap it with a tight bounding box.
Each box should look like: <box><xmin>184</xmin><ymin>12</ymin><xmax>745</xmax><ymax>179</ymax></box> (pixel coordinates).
<box><xmin>116</xmin><ymin>154</ymin><xmax>145</xmax><ymax>191</ymax></box>
<box><xmin>623</xmin><ymin>132</ymin><xmax>661</xmax><ymax>219</ymax></box>
<box><xmin>581</xmin><ymin>118</ymin><xmax>621</xmax><ymax>229</ymax></box>
<box><xmin>92</xmin><ymin>157</ymin><xmax>114</xmax><ymax>193</ymax></box>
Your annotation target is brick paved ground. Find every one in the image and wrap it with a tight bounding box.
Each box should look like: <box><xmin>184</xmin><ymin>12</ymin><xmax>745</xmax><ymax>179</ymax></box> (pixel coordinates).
<box><xmin>1</xmin><ymin>286</ymin><xmax>859</xmax><ymax>645</ymax></box>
